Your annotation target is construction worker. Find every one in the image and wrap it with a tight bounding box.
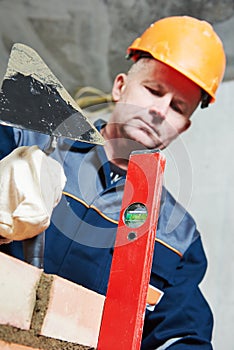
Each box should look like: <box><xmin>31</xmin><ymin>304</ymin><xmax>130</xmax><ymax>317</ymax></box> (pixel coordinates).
<box><xmin>0</xmin><ymin>16</ymin><xmax>226</xmax><ymax>349</ymax></box>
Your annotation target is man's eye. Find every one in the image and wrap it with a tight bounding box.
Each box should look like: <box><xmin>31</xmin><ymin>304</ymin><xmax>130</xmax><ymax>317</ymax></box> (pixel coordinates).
<box><xmin>145</xmin><ymin>86</ymin><xmax>161</xmax><ymax>96</ymax></box>
<box><xmin>170</xmin><ymin>101</ymin><xmax>183</xmax><ymax>114</ymax></box>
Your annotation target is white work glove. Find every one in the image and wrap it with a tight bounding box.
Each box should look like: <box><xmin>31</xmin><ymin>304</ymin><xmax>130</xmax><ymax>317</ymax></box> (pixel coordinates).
<box><xmin>0</xmin><ymin>145</ymin><xmax>67</xmax><ymax>242</ymax></box>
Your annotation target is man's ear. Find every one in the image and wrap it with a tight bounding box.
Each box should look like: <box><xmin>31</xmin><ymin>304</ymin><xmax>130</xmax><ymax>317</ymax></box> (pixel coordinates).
<box><xmin>182</xmin><ymin>119</ymin><xmax>191</xmax><ymax>133</ymax></box>
<box><xmin>112</xmin><ymin>73</ymin><xmax>127</xmax><ymax>102</ymax></box>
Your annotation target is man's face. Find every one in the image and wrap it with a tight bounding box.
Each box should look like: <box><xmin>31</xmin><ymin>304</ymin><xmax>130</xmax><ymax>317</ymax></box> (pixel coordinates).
<box><xmin>107</xmin><ymin>59</ymin><xmax>201</xmax><ymax>150</ymax></box>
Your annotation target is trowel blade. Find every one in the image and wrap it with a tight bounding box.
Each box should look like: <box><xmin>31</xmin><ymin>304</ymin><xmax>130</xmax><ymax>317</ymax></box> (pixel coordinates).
<box><xmin>0</xmin><ymin>43</ymin><xmax>104</xmax><ymax>145</ymax></box>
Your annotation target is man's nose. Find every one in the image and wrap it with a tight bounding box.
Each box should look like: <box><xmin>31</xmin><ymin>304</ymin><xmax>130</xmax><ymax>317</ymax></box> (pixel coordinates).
<box><xmin>149</xmin><ymin>109</ymin><xmax>165</xmax><ymax>124</ymax></box>
<box><xmin>149</xmin><ymin>93</ymin><xmax>172</xmax><ymax>123</ymax></box>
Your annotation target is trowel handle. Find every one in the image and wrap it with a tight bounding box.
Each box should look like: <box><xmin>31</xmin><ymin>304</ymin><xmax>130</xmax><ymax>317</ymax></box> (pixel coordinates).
<box><xmin>23</xmin><ymin>137</ymin><xmax>57</xmax><ymax>269</ymax></box>
<box><xmin>23</xmin><ymin>231</ymin><xmax>45</xmax><ymax>269</ymax></box>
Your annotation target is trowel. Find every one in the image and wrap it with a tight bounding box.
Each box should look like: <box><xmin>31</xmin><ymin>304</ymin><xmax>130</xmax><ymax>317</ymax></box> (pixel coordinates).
<box><xmin>0</xmin><ymin>43</ymin><xmax>104</xmax><ymax>268</ymax></box>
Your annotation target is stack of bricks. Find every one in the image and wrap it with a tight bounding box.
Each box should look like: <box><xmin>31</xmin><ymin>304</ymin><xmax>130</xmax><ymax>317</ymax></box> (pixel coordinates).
<box><xmin>0</xmin><ymin>252</ymin><xmax>105</xmax><ymax>349</ymax></box>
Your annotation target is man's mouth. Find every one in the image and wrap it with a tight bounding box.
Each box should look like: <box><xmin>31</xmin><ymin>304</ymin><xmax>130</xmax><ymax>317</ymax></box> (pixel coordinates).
<box><xmin>134</xmin><ymin>117</ymin><xmax>161</xmax><ymax>138</ymax></box>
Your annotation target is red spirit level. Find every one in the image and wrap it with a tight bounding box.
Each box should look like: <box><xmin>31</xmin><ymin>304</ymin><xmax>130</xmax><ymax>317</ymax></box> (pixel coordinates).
<box><xmin>98</xmin><ymin>149</ymin><xmax>166</xmax><ymax>350</ymax></box>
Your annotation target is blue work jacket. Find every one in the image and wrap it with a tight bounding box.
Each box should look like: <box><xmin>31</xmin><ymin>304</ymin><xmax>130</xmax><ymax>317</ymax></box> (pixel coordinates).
<box><xmin>0</xmin><ymin>121</ymin><xmax>213</xmax><ymax>349</ymax></box>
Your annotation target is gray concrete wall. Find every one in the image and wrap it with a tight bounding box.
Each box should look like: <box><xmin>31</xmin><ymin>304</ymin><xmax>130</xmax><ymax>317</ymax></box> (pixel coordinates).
<box><xmin>0</xmin><ymin>0</ymin><xmax>234</xmax><ymax>92</ymax></box>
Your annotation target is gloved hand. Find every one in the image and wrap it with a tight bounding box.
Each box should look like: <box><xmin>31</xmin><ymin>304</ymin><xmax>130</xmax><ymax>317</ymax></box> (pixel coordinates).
<box><xmin>0</xmin><ymin>145</ymin><xmax>67</xmax><ymax>242</ymax></box>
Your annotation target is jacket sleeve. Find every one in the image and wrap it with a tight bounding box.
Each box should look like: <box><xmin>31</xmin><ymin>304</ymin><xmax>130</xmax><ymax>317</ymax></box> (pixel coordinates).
<box><xmin>0</xmin><ymin>124</ymin><xmax>49</xmax><ymax>158</ymax></box>
<box><xmin>141</xmin><ymin>235</ymin><xmax>213</xmax><ymax>350</ymax></box>
<box><xmin>0</xmin><ymin>125</ymin><xmax>17</xmax><ymax>160</ymax></box>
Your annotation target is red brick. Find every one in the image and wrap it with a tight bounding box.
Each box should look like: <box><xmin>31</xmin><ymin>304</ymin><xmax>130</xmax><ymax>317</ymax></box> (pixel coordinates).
<box><xmin>40</xmin><ymin>275</ymin><xmax>105</xmax><ymax>348</ymax></box>
<box><xmin>0</xmin><ymin>340</ymin><xmax>40</xmax><ymax>349</ymax></box>
<box><xmin>0</xmin><ymin>252</ymin><xmax>42</xmax><ymax>330</ymax></box>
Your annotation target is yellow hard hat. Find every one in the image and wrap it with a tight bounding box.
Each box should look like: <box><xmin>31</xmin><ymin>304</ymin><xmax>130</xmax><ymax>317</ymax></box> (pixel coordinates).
<box><xmin>127</xmin><ymin>16</ymin><xmax>226</xmax><ymax>106</ymax></box>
